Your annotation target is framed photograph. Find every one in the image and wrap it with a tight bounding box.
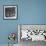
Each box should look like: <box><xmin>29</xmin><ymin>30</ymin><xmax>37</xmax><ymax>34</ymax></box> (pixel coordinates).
<box><xmin>18</xmin><ymin>24</ymin><xmax>46</xmax><ymax>42</ymax></box>
<box><xmin>3</xmin><ymin>5</ymin><xmax>17</xmax><ymax>19</ymax></box>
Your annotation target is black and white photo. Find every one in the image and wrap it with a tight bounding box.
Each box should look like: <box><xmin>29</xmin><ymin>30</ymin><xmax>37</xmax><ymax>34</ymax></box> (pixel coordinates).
<box><xmin>3</xmin><ymin>5</ymin><xmax>17</xmax><ymax>19</ymax></box>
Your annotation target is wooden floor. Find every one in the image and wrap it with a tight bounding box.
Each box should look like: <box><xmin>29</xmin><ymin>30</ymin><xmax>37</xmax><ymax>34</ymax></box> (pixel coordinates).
<box><xmin>0</xmin><ymin>40</ymin><xmax>46</xmax><ymax>46</ymax></box>
<box><xmin>19</xmin><ymin>40</ymin><xmax>46</xmax><ymax>46</ymax></box>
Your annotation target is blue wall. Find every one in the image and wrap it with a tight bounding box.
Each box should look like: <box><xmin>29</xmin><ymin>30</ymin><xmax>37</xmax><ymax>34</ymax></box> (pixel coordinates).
<box><xmin>0</xmin><ymin>0</ymin><xmax>46</xmax><ymax>44</ymax></box>
<box><xmin>20</xmin><ymin>0</ymin><xmax>46</xmax><ymax>24</ymax></box>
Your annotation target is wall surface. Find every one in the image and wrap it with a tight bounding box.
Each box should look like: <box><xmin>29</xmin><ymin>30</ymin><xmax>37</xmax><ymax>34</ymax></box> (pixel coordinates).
<box><xmin>0</xmin><ymin>0</ymin><xmax>19</xmax><ymax>44</ymax></box>
<box><xmin>0</xmin><ymin>0</ymin><xmax>46</xmax><ymax>45</ymax></box>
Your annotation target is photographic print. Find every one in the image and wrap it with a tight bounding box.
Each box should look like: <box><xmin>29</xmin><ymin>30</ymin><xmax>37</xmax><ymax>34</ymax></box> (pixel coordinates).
<box><xmin>3</xmin><ymin>5</ymin><xmax>17</xmax><ymax>19</ymax></box>
<box><xmin>18</xmin><ymin>24</ymin><xmax>46</xmax><ymax>41</ymax></box>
